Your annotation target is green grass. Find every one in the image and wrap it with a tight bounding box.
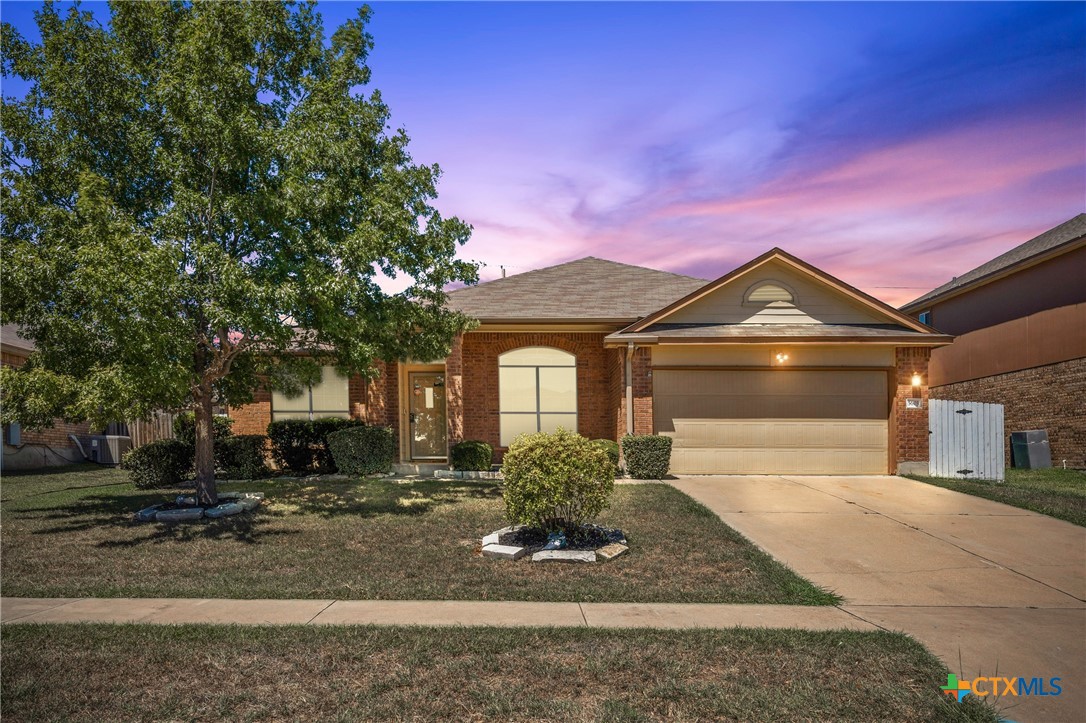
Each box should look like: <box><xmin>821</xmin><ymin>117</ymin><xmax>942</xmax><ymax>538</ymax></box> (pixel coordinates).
<box><xmin>908</xmin><ymin>467</ymin><xmax>1086</xmax><ymax>527</ymax></box>
<box><xmin>1</xmin><ymin>465</ymin><xmax>836</xmax><ymax>604</ymax></box>
<box><xmin>0</xmin><ymin>624</ymin><xmax>997</xmax><ymax>722</ymax></box>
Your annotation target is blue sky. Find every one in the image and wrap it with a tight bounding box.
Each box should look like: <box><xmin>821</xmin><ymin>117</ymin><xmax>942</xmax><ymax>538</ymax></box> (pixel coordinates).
<box><xmin>3</xmin><ymin>1</ymin><xmax>1083</xmax><ymax>304</ymax></box>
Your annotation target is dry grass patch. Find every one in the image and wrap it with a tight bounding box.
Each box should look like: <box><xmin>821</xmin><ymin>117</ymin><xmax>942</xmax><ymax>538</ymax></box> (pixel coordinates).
<box><xmin>909</xmin><ymin>468</ymin><xmax>1086</xmax><ymax>527</ymax></box>
<box><xmin>2</xmin><ymin>465</ymin><xmax>835</xmax><ymax>603</ymax></box>
<box><xmin>1</xmin><ymin>624</ymin><xmax>997</xmax><ymax>722</ymax></box>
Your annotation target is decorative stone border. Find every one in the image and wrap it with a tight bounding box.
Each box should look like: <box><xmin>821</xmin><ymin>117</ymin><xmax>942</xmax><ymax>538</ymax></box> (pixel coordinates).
<box><xmin>434</xmin><ymin>469</ymin><xmax>503</xmax><ymax>480</ymax></box>
<box><xmin>479</xmin><ymin>525</ymin><xmax>629</xmax><ymax>563</ymax></box>
<box><xmin>135</xmin><ymin>492</ymin><xmax>265</xmax><ymax>523</ymax></box>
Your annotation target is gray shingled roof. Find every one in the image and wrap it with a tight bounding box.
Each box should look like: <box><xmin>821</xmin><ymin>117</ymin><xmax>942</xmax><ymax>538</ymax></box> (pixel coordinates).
<box><xmin>903</xmin><ymin>213</ymin><xmax>1086</xmax><ymax>311</ymax></box>
<box><xmin>0</xmin><ymin>323</ymin><xmax>35</xmax><ymax>354</ymax></box>
<box><xmin>607</xmin><ymin>323</ymin><xmax>950</xmax><ymax>343</ymax></box>
<box><xmin>446</xmin><ymin>257</ymin><xmax>708</xmax><ymax>322</ymax></box>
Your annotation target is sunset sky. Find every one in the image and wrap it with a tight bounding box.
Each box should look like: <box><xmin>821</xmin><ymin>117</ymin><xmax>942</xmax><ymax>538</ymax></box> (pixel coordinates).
<box><xmin>5</xmin><ymin>1</ymin><xmax>1084</xmax><ymax>306</ymax></box>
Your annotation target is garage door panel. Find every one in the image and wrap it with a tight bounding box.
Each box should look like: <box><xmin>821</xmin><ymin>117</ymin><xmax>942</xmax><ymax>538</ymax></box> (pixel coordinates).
<box><xmin>655</xmin><ymin>369</ymin><xmax>888</xmax><ymax>475</ymax></box>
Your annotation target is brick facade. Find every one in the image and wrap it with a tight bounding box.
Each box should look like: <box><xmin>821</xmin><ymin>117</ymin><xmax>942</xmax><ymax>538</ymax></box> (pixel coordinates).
<box><xmin>2</xmin><ymin>350</ymin><xmax>92</xmax><ymax>468</ymax></box>
<box><xmin>931</xmin><ymin>357</ymin><xmax>1085</xmax><ymax>468</ymax></box>
<box><xmin>894</xmin><ymin>347</ymin><xmax>932</xmax><ymax>471</ymax></box>
<box><xmin>460</xmin><ymin>332</ymin><xmax>619</xmax><ymax>459</ymax></box>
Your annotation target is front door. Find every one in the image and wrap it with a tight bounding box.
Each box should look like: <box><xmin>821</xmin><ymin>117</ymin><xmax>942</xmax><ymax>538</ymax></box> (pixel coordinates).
<box><xmin>409</xmin><ymin>372</ymin><xmax>447</xmax><ymax>459</ymax></box>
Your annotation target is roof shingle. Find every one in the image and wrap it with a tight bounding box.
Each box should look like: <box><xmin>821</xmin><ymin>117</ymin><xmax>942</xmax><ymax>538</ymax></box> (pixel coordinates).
<box><xmin>903</xmin><ymin>214</ymin><xmax>1086</xmax><ymax>310</ymax></box>
<box><xmin>446</xmin><ymin>257</ymin><xmax>707</xmax><ymax>322</ymax></box>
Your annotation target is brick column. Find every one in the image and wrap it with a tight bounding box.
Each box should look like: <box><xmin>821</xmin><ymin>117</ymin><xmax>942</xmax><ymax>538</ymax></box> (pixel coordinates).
<box><xmin>632</xmin><ymin>347</ymin><xmax>654</xmax><ymax>435</ymax></box>
<box><xmin>445</xmin><ymin>334</ymin><xmax>464</xmax><ymax>455</ymax></box>
<box><xmin>229</xmin><ymin>387</ymin><xmax>272</xmax><ymax>435</ymax></box>
<box><xmin>894</xmin><ymin>346</ymin><xmax>931</xmax><ymax>475</ymax></box>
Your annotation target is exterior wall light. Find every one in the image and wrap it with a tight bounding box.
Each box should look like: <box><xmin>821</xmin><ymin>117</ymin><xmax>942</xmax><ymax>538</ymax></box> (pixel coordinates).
<box><xmin>911</xmin><ymin>373</ymin><xmax>922</xmax><ymax>387</ymax></box>
<box><xmin>775</xmin><ymin>352</ymin><xmax>789</xmax><ymax>364</ymax></box>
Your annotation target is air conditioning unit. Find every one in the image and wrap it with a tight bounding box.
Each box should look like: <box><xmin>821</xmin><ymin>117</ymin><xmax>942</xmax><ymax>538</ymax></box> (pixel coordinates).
<box><xmin>87</xmin><ymin>435</ymin><xmax>132</xmax><ymax>465</ymax></box>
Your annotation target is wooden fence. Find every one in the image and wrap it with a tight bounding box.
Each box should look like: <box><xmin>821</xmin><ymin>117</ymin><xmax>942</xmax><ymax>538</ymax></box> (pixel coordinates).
<box><xmin>929</xmin><ymin>399</ymin><xmax>1005</xmax><ymax>481</ymax></box>
<box><xmin>122</xmin><ymin>411</ymin><xmax>178</xmax><ymax>449</ymax></box>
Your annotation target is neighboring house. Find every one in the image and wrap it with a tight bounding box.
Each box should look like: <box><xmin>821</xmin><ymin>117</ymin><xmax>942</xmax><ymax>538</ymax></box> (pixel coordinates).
<box><xmin>901</xmin><ymin>214</ymin><xmax>1086</xmax><ymax>468</ymax></box>
<box><xmin>1</xmin><ymin>324</ymin><xmax>92</xmax><ymax>470</ymax></box>
<box><xmin>231</xmin><ymin>249</ymin><xmax>950</xmax><ymax>475</ymax></box>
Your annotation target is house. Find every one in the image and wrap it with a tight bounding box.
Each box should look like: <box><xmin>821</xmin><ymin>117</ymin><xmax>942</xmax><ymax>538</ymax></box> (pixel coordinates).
<box><xmin>1</xmin><ymin>324</ymin><xmax>92</xmax><ymax>469</ymax></box>
<box><xmin>901</xmin><ymin>214</ymin><xmax>1086</xmax><ymax>467</ymax></box>
<box><xmin>231</xmin><ymin>248</ymin><xmax>951</xmax><ymax>475</ymax></box>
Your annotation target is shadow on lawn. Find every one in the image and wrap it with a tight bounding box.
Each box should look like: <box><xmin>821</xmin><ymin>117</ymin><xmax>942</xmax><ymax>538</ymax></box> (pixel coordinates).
<box><xmin>17</xmin><ymin>478</ymin><xmax>503</xmax><ymax>545</ymax></box>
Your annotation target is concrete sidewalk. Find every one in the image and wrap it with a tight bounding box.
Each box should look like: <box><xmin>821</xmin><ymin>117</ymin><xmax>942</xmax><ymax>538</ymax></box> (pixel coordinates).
<box><xmin>1</xmin><ymin>596</ymin><xmax>873</xmax><ymax>630</ymax></box>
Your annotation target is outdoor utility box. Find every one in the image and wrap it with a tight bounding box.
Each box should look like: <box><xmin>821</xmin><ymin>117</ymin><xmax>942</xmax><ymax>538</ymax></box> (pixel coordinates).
<box><xmin>1010</xmin><ymin>430</ymin><xmax>1051</xmax><ymax>469</ymax></box>
<box><xmin>87</xmin><ymin>435</ymin><xmax>132</xmax><ymax>465</ymax></box>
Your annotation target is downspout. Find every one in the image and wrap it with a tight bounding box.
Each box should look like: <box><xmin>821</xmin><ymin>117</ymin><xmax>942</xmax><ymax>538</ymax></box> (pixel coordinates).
<box><xmin>625</xmin><ymin>343</ymin><xmax>635</xmax><ymax>437</ymax></box>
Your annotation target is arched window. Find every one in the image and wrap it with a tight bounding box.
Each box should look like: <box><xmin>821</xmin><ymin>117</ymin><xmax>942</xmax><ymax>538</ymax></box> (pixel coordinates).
<box><xmin>498</xmin><ymin>347</ymin><xmax>577</xmax><ymax>446</ymax></box>
<box><xmin>744</xmin><ymin>281</ymin><xmax>796</xmax><ymax>305</ymax></box>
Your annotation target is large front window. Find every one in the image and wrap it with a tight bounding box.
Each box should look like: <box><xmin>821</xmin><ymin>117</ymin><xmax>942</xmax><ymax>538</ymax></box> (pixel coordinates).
<box><xmin>271</xmin><ymin>365</ymin><xmax>350</xmax><ymax>421</ymax></box>
<box><xmin>499</xmin><ymin>347</ymin><xmax>577</xmax><ymax>446</ymax></box>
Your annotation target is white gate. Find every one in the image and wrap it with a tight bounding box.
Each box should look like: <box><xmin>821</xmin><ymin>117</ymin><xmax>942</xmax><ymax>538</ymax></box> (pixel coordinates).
<box><xmin>929</xmin><ymin>399</ymin><xmax>1005</xmax><ymax>481</ymax></box>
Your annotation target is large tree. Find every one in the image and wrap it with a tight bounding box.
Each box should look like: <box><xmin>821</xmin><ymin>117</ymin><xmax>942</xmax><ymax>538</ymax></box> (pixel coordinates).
<box><xmin>1</xmin><ymin>1</ymin><xmax>477</xmax><ymax>504</ymax></box>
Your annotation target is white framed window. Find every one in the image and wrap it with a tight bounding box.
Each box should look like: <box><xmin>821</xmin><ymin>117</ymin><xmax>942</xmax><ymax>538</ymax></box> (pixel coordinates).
<box><xmin>743</xmin><ymin>280</ymin><xmax>796</xmax><ymax>305</ymax></box>
<box><xmin>271</xmin><ymin>365</ymin><xmax>350</xmax><ymax>421</ymax></box>
<box><xmin>499</xmin><ymin>347</ymin><xmax>577</xmax><ymax>446</ymax></box>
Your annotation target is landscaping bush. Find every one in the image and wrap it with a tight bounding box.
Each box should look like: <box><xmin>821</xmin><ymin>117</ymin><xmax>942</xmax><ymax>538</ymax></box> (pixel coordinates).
<box><xmin>172</xmin><ymin>411</ymin><xmax>233</xmax><ymax>446</ymax></box>
<box><xmin>216</xmin><ymin>435</ymin><xmax>269</xmax><ymax>480</ymax></box>
<box><xmin>451</xmin><ymin>440</ymin><xmax>493</xmax><ymax>471</ymax></box>
<box><xmin>621</xmin><ymin>434</ymin><xmax>673</xmax><ymax>479</ymax></box>
<box><xmin>267</xmin><ymin>418</ymin><xmax>364</xmax><ymax>474</ymax></box>
<box><xmin>590</xmin><ymin>438</ymin><xmax>621</xmax><ymax>475</ymax></box>
<box><xmin>501</xmin><ymin>428</ymin><xmax>614</xmax><ymax>532</ymax></box>
<box><xmin>120</xmin><ymin>439</ymin><xmax>194</xmax><ymax>489</ymax></box>
<box><xmin>326</xmin><ymin>426</ymin><xmax>395</xmax><ymax>476</ymax></box>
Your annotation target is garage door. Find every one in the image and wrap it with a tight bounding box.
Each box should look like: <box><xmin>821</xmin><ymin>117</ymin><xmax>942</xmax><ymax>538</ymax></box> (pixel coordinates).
<box><xmin>654</xmin><ymin>369</ymin><xmax>888</xmax><ymax>475</ymax></box>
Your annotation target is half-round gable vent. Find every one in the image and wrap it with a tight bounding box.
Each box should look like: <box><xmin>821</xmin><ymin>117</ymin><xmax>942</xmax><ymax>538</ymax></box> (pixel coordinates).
<box><xmin>745</xmin><ymin>282</ymin><xmax>795</xmax><ymax>304</ymax></box>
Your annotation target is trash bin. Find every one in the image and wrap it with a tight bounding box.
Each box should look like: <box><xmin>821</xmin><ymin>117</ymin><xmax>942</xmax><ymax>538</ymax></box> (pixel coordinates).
<box><xmin>1010</xmin><ymin>430</ymin><xmax>1051</xmax><ymax>469</ymax></box>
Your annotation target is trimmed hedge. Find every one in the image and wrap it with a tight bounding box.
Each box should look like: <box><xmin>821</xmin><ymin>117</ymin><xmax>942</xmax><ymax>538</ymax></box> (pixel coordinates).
<box><xmin>621</xmin><ymin>434</ymin><xmax>673</xmax><ymax>479</ymax></box>
<box><xmin>327</xmin><ymin>426</ymin><xmax>396</xmax><ymax>476</ymax></box>
<box><xmin>501</xmin><ymin>429</ymin><xmax>614</xmax><ymax>532</ymax></box>
<box><xmin>172</xmin><ymin>412</ymin><xmax>233</xmax><ymax>446</ymax></box>
<box><xmin>451</xmin><ymin>440</ymin><xmax>493</xmax><ymax>471</ymax></box>
<box><xmin>590</xmin><ymin>439</ymin><xmax>621</xmax><ymax>475</ymax></box>
<box><xmin>217</xmin><ymin>435</ymin><xmax>270</xmax><ymax>480</ymax></box>
<box><xmin>120</xmin><ymin>439</ymin><xmax>193</xmax><ymax>489</ymax></box>
<box><xmin>267</xmin><ymin>417</ymin><xmax>364</xmax><ymax>474</ymax></box>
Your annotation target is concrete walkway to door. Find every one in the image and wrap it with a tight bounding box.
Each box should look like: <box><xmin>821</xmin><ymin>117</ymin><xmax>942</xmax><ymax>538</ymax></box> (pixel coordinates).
<box><xmin>671</xmin><ymin>474</ymin><xmax>1086</xmax><ymax>723</ymax></box>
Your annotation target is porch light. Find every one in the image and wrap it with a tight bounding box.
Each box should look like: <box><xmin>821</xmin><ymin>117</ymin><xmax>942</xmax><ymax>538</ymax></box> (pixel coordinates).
<box><xmin>911</xmin><ymin>373</ymin><xmax>922</xmax><ymax>387</ymax></box>
<box><xmin>775</xmin><ymin>352</ymin><xmax>789</xmax><ymax>364</ymax></box>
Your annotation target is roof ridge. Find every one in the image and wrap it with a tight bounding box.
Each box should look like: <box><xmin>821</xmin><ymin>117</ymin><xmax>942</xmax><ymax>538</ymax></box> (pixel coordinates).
<box><xmin>447</xmin><ymin>255</ymin><xmax>707</xmax><ymax>295</ymax></box>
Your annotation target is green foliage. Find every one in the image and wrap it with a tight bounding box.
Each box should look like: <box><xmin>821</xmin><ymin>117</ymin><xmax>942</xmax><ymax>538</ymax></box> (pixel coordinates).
<box><xmin>621</xmin><ymin>435</ymin><xmax>673</xmax><ymax>479</ymax></box>
<box><xmin>172</xmin><ymin>412</ymin><xmax>234</xmax><ymax>446</ymax></box>
<box><xmin>267</xmin><ymin>417</ymin><xmax>363</xmax><ymax>474</ymax></box>
<box><xmin>120</xmin><ymin>439</ymin><xmax>193</xmax><ymax>489</ymax></box>
<box><xmin>216</xmin><ymin>435</ymin><xmax>269</xmax><ymax>480</ymax></box>
<box><xmin>0</xmin><ymin>2</ymin><xmax>479</xmax><ymax>493</ymax></box>
<box><xmin>326</xmin><ymin>426</ymin><xmax>395</xmax><ymax>477</ymax></box>
<box><xmin>590</xmin><ymin>439</ymin><xmax>621</xmax><ymax>475</ymax></box>
<box><xmin>450</xmin><ymin>440</ymin><xmax>493</xmax><ymax>471</ymax></box>
<box><xmin>501</xmin><ymin>429</ymin><xmax>614</xmax><ymax>532</ymax></box>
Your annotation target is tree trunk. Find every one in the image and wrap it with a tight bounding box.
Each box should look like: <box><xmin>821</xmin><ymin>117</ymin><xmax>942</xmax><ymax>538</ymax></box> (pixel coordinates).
<box><xmin>193</xmin><ymin>386</ymin><xmax>218</xmax><ymax>506</ymax></box>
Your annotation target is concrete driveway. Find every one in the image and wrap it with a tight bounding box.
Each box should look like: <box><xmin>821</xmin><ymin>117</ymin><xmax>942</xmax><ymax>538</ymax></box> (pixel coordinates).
<box><xmin>671</xmin><ymin>475</ymin><xmax>1086</xmax><ymax>723</ymax></box>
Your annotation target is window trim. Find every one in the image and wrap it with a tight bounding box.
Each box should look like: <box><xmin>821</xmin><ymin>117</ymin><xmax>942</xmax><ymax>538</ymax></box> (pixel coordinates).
<box><xmin>498</xmin><ymin>347</ymin><xmax>577</xmax><ymax>446</ymax></box>
<box><xmin>917</xmin><ymin>310</ymin><xmax>932</xmax><ymax>326</ymax></box>
<box><xmin>742</xmin><ymin>279</ymin><xmax>797</xmax><ymax>306</ymax></box>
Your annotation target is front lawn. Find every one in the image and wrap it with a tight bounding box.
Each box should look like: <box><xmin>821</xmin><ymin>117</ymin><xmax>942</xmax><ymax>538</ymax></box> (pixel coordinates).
<box><xmin>908</xmin><ymin>467</ymin><xmax>1086</xmax><ymax>527</ymax></box>
<box><xmin>0</xmin><ymin>624</ymin><xmax>997</xmax><ymax>722</ymax></box>
<box><xmin>1</xmin><ymin>465</ymin><xmax>836</xmax><ymax>604</ymax></box>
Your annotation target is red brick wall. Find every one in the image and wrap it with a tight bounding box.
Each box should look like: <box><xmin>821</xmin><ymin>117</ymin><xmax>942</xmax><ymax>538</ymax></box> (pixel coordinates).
<box><xmin>894</xmin><ymin>347</ymin><xmax>931</xmax><ymax>466</ymax></box>
<box><xmin>932</xmin><ymin>357</ymin><xmax>1085</xmax><ymax>468</ymax></box>
<box><xmin>1</xmin><ymin>350</ymin><xmax>91</xmax><ymax>453</ymax></box>
<box><xmin>446</xmin><ymin>335</ymin><xmax>465</xmax><ymax>449</ymax></box>
<box><xmin>633</xmin><ymin>348</ymin><xmax>653</xmax><ymax>435</ymax></box>
<box><xmin>460</xmin><ymin>332</ymin><xmax>619</xmax><ymax>458</ymax></box>
<box><xmin>609</xmin><ymin>347</ymin><xmax>625</xmax><ymax>440</ymax></box>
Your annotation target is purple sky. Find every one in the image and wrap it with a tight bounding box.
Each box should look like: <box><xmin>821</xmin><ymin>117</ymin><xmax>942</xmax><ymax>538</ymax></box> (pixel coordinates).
<box><xmin>4</xmin><ymin>2</ymin><xmax>1084</xmax><ymax>306</ymax></box>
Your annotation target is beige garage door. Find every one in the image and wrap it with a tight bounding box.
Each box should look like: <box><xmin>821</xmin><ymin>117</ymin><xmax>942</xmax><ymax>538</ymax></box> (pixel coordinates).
<box><xmin>654</xmin><ymin>369</ymin><xmax>888</xmax><ymax>475</ymax></box>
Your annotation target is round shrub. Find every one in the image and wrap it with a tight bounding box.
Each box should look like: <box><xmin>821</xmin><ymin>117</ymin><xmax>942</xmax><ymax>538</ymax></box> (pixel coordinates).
<box><xmin>120</xmin><ymin>439</ymin><xmax>194</xmax><ymax>489</ymax></box>
<box><xmin>590</xmin><ymin>438</ymin><xmax>620</xmax><ymax>475</ymax></box>
<box><xmin>327</xmin><ymin>425</ymin><xmax>395</xmax><ymax>476</ymax></box>
<box><xmin>267</xmin><ymin>418</ymin><xmax>364</xmax><ymax>474</ymax></box>
<box><xmin>451</xmin><ymin>440</ymin><xmax>493</xmax><ymax>471</ymax></box>
<box><xmin>172</xmin><ymin>411</ymin><xmax>233</xmax><ymax>446</ymax></box>
<box><xmin>216</xmin><ymin>435</ymin><xmax>270</xmax><ymax>480</ymax></box>
<box><xmin>311</xmin><ymin>417</ymin><xmax>365</xmax><ymax>472</ymax></box>
<box><xmin>621</xmin><ymin>434</ymin><xmax>673</xmax><ymax>479</ymax></box>
<box><xmin>501</xmin><ymin>428</ymin><xmax>614</xmax><ymax>532</ymax></box>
